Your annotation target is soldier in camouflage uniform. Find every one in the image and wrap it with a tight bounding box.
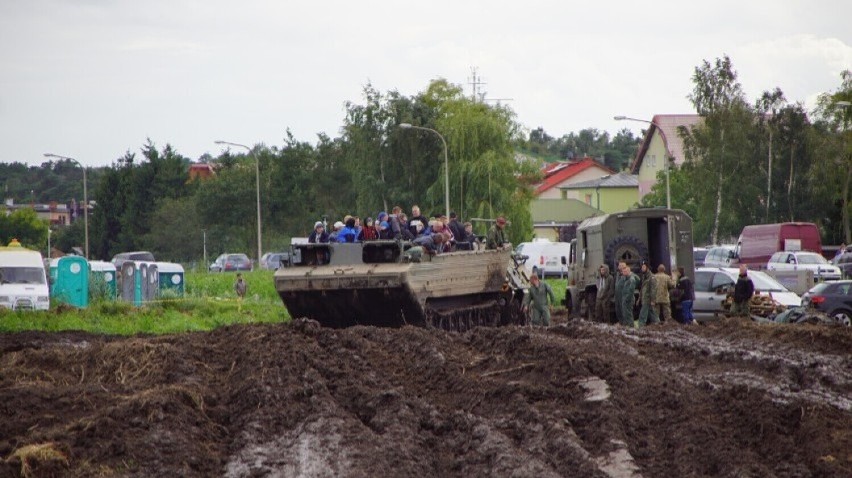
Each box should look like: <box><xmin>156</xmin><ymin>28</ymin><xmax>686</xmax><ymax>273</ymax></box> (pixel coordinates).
<box><xmin>638</xmin><ymin>261</ymin><xmax>659</xmax><ymax>326</ymax></box>
<box><xmin>653</xmin><ymin>264</ymin><xmax>676</xmax><ymax>322</ymax></box>
<box><xmin>614</xmin><ymin>262</ymin><xmax>640</xmax><ymax>327</ymax></box>
<box><xmin>523</xmin><ymin>274</ymin><xmax>556</xmax><ymax>326</ymax></box>
<box><xmin>486</xmin><ymin>216</ymin><xmax>509</xmax><ymax>250</ymax></box>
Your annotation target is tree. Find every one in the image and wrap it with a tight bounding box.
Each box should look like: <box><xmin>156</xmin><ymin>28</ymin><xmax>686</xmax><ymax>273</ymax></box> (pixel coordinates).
<box><xmin>0</xmin><ymin>208</ymin><xmax>48</xmax><ymax>250</ymax></box>
<box><xmin>813</xmin><ymin>70</ymin><xmax>852</xmax><ymax>243</ymax></box>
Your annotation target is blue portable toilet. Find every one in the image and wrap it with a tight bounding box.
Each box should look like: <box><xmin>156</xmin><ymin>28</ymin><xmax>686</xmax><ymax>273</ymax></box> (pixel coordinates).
<box><xmin>50</xmin><ymin>256</ymin><xmax>89</xmax><ymax>308</ymax></box>
<box><xmin>157</xmin><ymin>262</ymin><xmax>185</xmax><ymax>297</ymax></box>
<box><xmin>88</xmin><ymin>260</ymin><xmax>117</xmax><ymax>300</ymax></box>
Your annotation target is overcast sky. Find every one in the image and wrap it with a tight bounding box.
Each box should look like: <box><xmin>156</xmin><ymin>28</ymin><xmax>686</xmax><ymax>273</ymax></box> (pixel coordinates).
<box><xmin>1</xmin><ymin>0</ymin><xmax>850</xmax><ymax>167</ymax></box>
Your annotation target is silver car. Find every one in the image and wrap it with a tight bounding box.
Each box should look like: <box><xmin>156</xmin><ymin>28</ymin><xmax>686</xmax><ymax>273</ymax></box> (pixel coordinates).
<box><xmin>693</xmin><ymin>267</ymin><xmax>801</xmax><ymax>321</ymax></box>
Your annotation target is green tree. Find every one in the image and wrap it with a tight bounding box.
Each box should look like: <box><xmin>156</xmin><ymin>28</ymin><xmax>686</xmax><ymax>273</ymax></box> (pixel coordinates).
<box><xmin>0</xmin><ymin>208</ymin><xmax>48</xmax><ymax>250</ymax></box>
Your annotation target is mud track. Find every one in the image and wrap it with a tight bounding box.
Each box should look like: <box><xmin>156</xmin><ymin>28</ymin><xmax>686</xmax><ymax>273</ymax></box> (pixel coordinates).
<box><xmin>1</xmin><ymin>316</ymin><xmax>850</xmax><ymax>477</ymax></box>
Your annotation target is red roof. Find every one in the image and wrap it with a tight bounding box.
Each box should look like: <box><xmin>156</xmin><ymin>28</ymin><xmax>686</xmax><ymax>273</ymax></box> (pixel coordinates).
<box><xmin>535</xmin><ymin>158</ymin><xmax>613</xmax><ymax>195</ymax></box>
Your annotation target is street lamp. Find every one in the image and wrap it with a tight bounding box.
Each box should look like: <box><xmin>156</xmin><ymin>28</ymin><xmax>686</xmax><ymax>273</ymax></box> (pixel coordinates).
<box><xmin>215</xmin><ymin>140</ymin><xmax>262</xmax><ymax>265</ymax></box>
<box><xmin>399</xmin><ymin>123</ymin><xmax>450</xmax><ymax>218</ymax></box>
<box><xmin>44</xmin><ymin>153</ymin><xmax>88</xmax><ymax>259</ymax></box>
<box><xmin>596</xmin><ymin>175</ymin><xmax>611</xmax><ymax>211</ymax></box>
<box><xmin>614</xmin><ymin>115</ymin><xmax>672</xmax><ymax>211</ymax></box>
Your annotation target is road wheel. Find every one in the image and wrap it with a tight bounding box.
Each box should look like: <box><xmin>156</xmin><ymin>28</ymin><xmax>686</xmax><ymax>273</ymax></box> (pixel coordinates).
<box><xmin>604</xmin><ymin>235</ymin><xmax>650</xmax><ymax>271</ymax></box>
<box><xmin>830</xmin><ymin>309</ymin><xmax>852</xmax><ymax>326</ymax></box>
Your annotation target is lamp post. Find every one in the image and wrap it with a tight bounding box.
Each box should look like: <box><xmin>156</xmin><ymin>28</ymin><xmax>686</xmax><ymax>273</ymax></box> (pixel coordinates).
<box><xmin>44</xmin><ymin>153</ymin><xmax>88</xmax><ymax>259</ymax></box>
<box><xmin>215</xmin><ymin>141</ymin><xmax>262</xmax><ymax>265</ymax></box>
<box><xmin>614</xmin><ymin>116</ymin><xmax>672</xmax><ymax>211</ymax></box>
<box><xmin>399</xmin><ymin>123</ymin><xmax>450</xmax><ymax>218</ymax></box>
<box><xmin>596</xmin><ymin>175</ymin><xmax>611</xmax><ymax>211</ymax></box>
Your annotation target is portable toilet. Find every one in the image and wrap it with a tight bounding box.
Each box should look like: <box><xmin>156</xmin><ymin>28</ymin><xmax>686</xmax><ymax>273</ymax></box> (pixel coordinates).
<box><xmin>88</xmin><ymin>260</ymin><xmax>117</xmax><ymax>299</ymax></box>
<box><xmin>157</xmin><ymin>262</ymin><xmax>185</xmax><ymax>297</ymax></box>
<box><xmin>120</xmin><ymin>262</ymin><xmax>142</xmax><ymax>306</ymax></box>
<box><xmin>144</xmin><ymin>262</ymin><xmax>159</xmax><ymax>302</ymax></box>
<box><xmin>50</xmin><ymin>256</ymin><xmax>89</xmax><ymax>308</ymax></box>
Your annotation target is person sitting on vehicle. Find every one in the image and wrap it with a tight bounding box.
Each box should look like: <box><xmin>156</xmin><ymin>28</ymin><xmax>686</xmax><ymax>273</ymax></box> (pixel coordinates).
<box><xmin>328</xmin><ymin>221</ymin><xmax>344</xmax><ymax>242</ymax></box>
<box><xmin>388</xmin><ymin>206</ymin><xmax>404</xmax><ymax>239</ymax></box>
<box><xmin>337</xmin><ymin>217</ymin><xmax>359</xmax><ymax>243</ymax></box>
<box><xmin>409</xmin><ymin>205</ymin><xmax>429</xmax><ymax>237</ymax></box>
<box><xmin>308</xmin><ymin>221</ymin><xmax>329</xmax><ymax>243</ymax></box>
<box><xmin>412</xmin><ymin>232</ymin><xmax>445</xmax><ymax>255</ymax></box>
<box><xmin>358</xmin><ymin>217</ymin><xmax>379</xmax><ymax>241</ymax></box>
<box><xmin>448</xmin><ymin>212</ymin><xmax>465</xmax><ymax>242</ymax></box>
<box><xmin>455</xmin><ymin>222</ymin><xmax>479</xmax><ymax>250</ymax></box>
<box><xmin>486</xmin><ymin>216</ymin><xmax>509</xmax><ymax>250</ymax></box>
<box><xmin>378</xmin><ymin>221</ymin><xmax>392</xmax><ymax>240</ymax></box>
<box><xmin>397</xmin><ymin>213</ymin><xmax>415</xmax><ymax>241</ymax></box>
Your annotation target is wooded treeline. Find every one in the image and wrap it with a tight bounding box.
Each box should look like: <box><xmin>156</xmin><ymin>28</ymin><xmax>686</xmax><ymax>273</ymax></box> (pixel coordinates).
<box><xmin>639</xmin><ymin>57</ymin><xmax>851</xmax><ymax>246</ymax></box>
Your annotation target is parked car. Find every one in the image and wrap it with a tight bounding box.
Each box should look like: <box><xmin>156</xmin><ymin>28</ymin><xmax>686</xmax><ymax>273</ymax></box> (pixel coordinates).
<box><xmin>693</xmin><ymin>247</ymin><xmax>710</xmax><ymax>267</ymax></box>
<box><xmin>801</xmin><ymin>280</ymin><xmax>852</xmax><ymax>326</ymax></box>
<box><xmin>209</xmin><ymin>253</ymin><xmax>253</xmax><ymax>272</ymax></box>
<box><xmin>766</xmin><ymin>251</ymin><xmax>841</xmax><ymax>281</ymax></box>
<box><xmin>260</xmin><ymin>252</ymin><xmax>289</xmax><ymax>270</ymax></box>
<box><xmin>111</xmin><ymin>251</ymin><xmax>156</xmax><ymax>270</ymax></box>
<box><xmin>703</xmin><ymin>245</ymin><xmax>738</xmax><ymax>268</ymax></box>
<box><xmin>692</xmin><ymin>267</ymin><xmax>801</xmax><ymax>321</ymax></box>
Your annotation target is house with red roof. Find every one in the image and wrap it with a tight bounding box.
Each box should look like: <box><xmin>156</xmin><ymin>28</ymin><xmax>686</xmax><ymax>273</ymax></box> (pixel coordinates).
<box><xmin>534</xmin><ymin>157</ymin><xmax>614</xmax><ymax>200</ymax></box>
<box><xmin>629</xmin><ymin>114</ymin><xmax>702</xmax><ymax>200</ymax></box>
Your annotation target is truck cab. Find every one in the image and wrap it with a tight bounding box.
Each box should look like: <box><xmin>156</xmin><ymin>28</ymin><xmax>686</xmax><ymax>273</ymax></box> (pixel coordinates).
<box><xmin>0</xmin><ymin>239</ymin><xmax>50</xmax><ymax>311</ymax></box>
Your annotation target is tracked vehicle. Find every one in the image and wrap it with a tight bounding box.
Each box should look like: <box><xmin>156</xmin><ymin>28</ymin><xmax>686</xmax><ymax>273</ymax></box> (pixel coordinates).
<box><xmin>275</xmin><ymin>241</ymin><xmax>529</xmax><ymax>330</ymax></box>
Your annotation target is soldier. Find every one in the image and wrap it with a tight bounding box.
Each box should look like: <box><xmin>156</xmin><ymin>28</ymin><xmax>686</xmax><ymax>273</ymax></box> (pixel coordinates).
<box><xmin>523</xmin><ymin>274</ymin><xmax>556</xmax><ymax>326</ymax></box>
<box><xmin>486</xmin><ymin>216</ymin><xmax>509</xmax><ymax>250</ymax></box>
<box><xmin>593</xmin><ymin>264</ymin><xmax>615</xmax><ymax>323</ymax></box>
<box><xmin>615</xmin><ymin>262</ymin><xmax>640</xmax><ymax>327</ymax></box>
<box><xmin>638</xmin><ymin>261</ymin><xmax>659</xmax><ymax>327</ymax></box>
<box><xmin>653</xmin><ymin>264</ymin><xmax>676</xmax><ymax>322</ymax></box>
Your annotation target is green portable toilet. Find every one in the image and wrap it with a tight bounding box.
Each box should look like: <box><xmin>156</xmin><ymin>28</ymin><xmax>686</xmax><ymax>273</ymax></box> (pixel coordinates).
<box><xmin>50</xmin><ymin>256</ymin><xmax>89</xmax><ymax>308</ymax></box>
<box><xmin>89</xmin><ymin>261</ymin><xmax>117</xmax><ymax>299</ymax></box>
<box><xmin>157</xmin><ymin>262</ymin><xmax>185</xmax><ymax>297</ymax></box>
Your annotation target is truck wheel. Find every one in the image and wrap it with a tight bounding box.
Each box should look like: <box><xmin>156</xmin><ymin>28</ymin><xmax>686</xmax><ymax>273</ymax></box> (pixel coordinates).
<box><xmin>604</xmin><ymin>235</ymin><xmax>650</xmax><ymax>271</ymax></box>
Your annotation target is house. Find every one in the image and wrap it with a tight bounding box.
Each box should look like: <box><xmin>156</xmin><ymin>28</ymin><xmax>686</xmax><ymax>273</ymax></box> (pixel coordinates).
<box><xmin>558</xmin><ymin>173</ymin><xmax>639</xmax><ymax>214</ymax></box>
<box><xmin>629</xmin><ymin>114</ymin><xmax>702</xmax><ymax>200</ymax></box>
<box><xmin>534</xmin><ymin>158</ymin><xmax>614</xmax><ymax>199</ymax></box>
<box><xmin>2</xmin><ymin>198</ymin><xmax>82</xmax><ymax>227</ymax></box>
<box><xmin>188</xmin><ymin>163</ymin><xmax>215</xmax><ymax>181</ymax></box>
<box><xmin>530</xmin><ymin>199</ymin><xmax>601</xmax><ymax>241</ymax></box>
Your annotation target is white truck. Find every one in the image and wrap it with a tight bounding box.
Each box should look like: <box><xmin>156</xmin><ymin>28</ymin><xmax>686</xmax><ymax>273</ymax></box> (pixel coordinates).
<box><xmin>0</xmin><ymin>240</ymin><xmax>50</xmax><ymax>311</ymax></box>
<box><xmin>515</xmin><ymin>239</ymin><xmax>573</xmax><ymax>278</ymax></box>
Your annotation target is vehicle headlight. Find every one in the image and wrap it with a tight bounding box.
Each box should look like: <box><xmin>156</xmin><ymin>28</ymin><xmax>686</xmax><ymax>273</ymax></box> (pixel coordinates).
<box><xmin>38</xmin><ymin>296</ymin><xmax>50</xmax><ymax>302</ymax></box>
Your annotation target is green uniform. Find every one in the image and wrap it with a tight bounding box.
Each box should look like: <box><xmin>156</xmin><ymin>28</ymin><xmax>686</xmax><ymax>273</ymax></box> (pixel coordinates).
<box><xmin>653</xmin><ymin>271</ymin><xmax>676</xmax><ymax>322</ymax></box>
<box><xmin>594</xmin><ymin>266</ymin><xmax>615</xmax><ymax>323</ymax></box>
<box><xmin>615</xmin><ymin>272</ymin><xmax>639</xmax><ymax>327</ymax></box>
<box><xmin>486</xmin><ymin>225</ymin><xmax>508</xmax><ymax>250</ymax></box>
<box><xmin>638</xmin><ymin>269</ymin><xmax>659</xmax><ymax>326</ymax></box>
<box><xmin>523</xmin><ymin>281</ymin><xmax>555</xmax><ymax>326</ymax></box>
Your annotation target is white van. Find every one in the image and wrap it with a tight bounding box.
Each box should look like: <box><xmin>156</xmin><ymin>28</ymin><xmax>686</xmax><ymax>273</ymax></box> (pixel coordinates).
<box><xmin>0</xmin><ymin>241</ymin><xmax>50</xmax><ymax>311</ymax></box>
<box><xmin>516</xmin><ymin>239</ymin><xmax>573</xmax><ymax>278</ymax></box>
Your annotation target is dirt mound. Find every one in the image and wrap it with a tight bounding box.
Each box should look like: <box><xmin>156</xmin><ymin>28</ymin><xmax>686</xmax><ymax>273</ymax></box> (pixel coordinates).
<box><xmin>1</xmin><ymin>318</ymin><xmax>850</xmax><ymax>477</ymax></box>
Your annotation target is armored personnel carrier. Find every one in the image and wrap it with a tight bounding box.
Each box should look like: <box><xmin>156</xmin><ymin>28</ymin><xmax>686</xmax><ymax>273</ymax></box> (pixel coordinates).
<box><xmin>274</xmin><ymin>241</ymin><xmax>529</xmax><ymax>330</ymax></box>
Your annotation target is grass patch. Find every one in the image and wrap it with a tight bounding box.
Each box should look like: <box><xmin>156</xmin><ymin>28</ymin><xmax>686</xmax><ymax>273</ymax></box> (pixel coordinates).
<box><xmin>0</xmin><ymin>270</ymin><xmax>289</xmax><ymax>335</ymax></box>
<box><xmin>545</xmin><ymin>278</ymin><xmax>568</xmax><ymax>308</ymax></box>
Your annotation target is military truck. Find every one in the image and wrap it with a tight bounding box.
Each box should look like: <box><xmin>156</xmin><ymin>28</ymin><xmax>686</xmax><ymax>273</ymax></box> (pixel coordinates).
<box><xmin>564</xmin><ymin>208</ymin><xmax>694</xmax><ymax>319</ymax></box>
<box><xmin>275</xmin><ymin>240</ymin><xmax>530</xmax><ymax>330</ymax></box>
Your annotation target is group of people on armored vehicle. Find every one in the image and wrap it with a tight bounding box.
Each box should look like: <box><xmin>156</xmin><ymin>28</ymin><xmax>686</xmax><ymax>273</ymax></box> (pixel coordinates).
<box><xmin>307</xmin><ymin>205</ymin><xmax>512</xmax><ymax>255</ymax></box>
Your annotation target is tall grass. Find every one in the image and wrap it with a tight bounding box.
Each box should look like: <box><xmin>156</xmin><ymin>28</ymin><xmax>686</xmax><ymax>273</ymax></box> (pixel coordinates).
<box><xmin>0</xmin><ymin>270</ymin><xmax>289</xmax><ymax>335</ymax></box>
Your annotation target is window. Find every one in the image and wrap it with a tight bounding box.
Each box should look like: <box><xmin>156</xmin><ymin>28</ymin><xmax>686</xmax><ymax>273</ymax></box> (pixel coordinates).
<box><xmin>584</xmin><ymin>194</ymin><xmax>592</xmax><ymax>205</ymax></box>
<box><xmin>711</xmin><ymin>273</ymin><xmax>735</xmax><ymax>291</ymax></box>
<box><xmin>694</xmin><ymin>271</ymin><xmax>713</xmax><ymax>292</ymax></box>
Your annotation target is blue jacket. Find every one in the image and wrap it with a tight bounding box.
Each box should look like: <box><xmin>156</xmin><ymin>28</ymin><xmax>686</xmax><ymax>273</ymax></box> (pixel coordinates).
<box><xmin>337</xmin><ymin>226</ymin><xmax>359</xmax><ymax>243</ymax></box>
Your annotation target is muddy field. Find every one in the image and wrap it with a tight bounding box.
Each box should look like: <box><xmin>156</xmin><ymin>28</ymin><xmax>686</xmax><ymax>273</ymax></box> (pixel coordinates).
<box><xmin>1</xmin><ymin>315</ymin><xmax>851</xmax><ymax>477</ymax></box>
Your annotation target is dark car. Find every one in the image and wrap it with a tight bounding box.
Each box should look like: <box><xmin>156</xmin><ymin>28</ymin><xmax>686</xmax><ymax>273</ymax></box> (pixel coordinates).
<box><xmin>111</xmin><ymin>251</ymin><xmax>156</xmax><ymax>270</ymax></box>
<box><xmin>260</xmin><ymin>252</ymin><xmax>289</xmax><ymax>271</ymax></box>
<box><xmin>693</xmin><ymin>247</ymin><xmax>710</xmax><ymax>267</ymax></box>
<box><xmin>210</xmin><ymin>253</ymin><xmax>253</xmax><ymax>272</ymax></box>
<box><xmin>801</xmin><ymin>280</ymin><xmax>852</xmax><ymax>326</ymax></box>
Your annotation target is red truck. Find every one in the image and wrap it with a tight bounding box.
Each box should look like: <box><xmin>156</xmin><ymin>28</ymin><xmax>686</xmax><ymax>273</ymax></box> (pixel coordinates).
<box><xmin>735</xmin><ymin>222</ymin><xmax>822</xmax><ymax>269</ymax></box>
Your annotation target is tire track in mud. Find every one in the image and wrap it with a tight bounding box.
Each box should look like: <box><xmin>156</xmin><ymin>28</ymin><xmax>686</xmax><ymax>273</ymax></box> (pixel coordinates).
<box><xmin>1</xmin><ymin>320</ymin><xmax>851</xmax><ymax>477</ymax></box>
